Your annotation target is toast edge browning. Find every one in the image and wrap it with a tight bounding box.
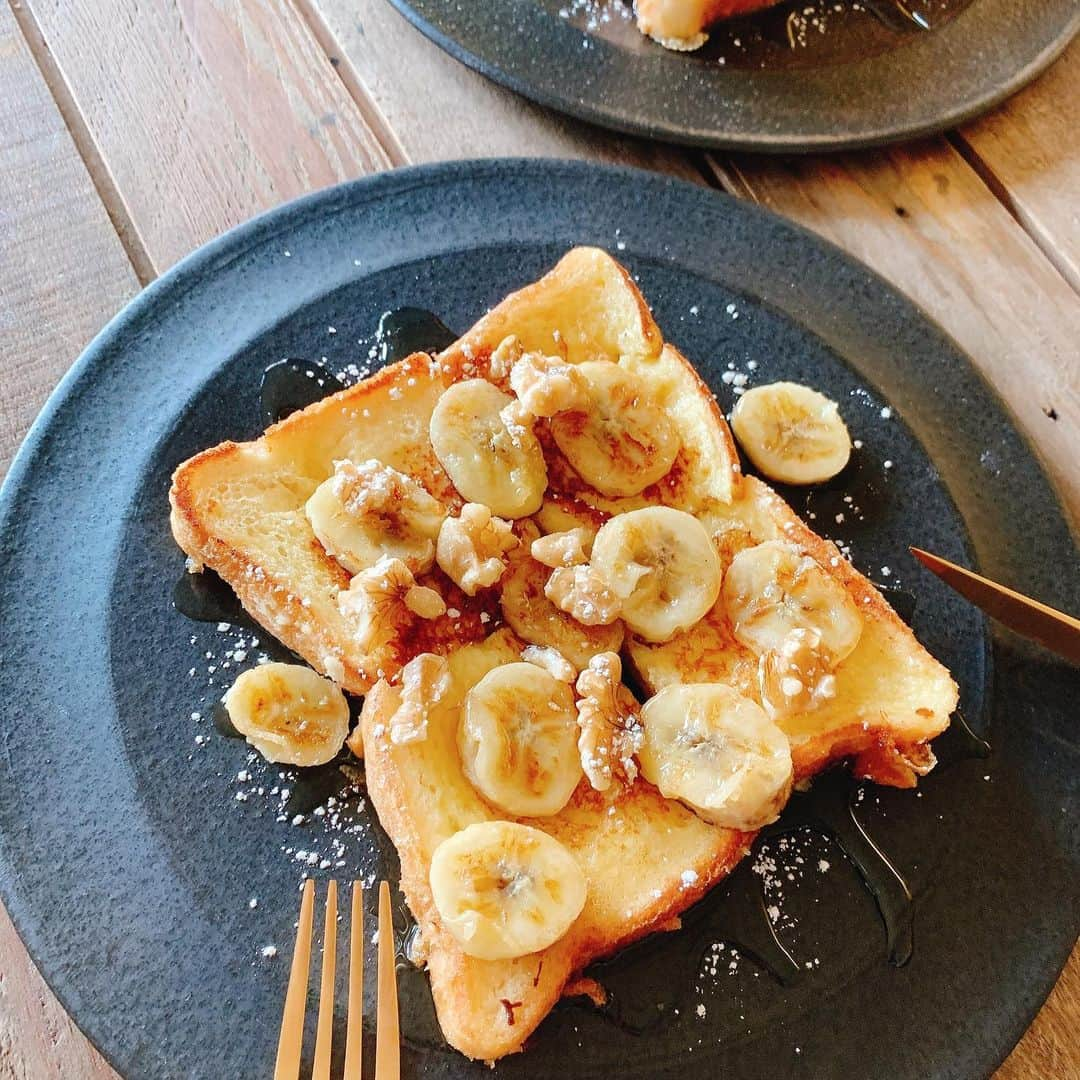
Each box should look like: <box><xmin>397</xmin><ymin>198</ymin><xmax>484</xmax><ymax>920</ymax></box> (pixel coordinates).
<box><xmin>662</xmin><ymin>342</ymin><xmax>743</xmax><ymax>506</ymax></box>
<box><xmin>734</xmin><ymin>477</ymin><xmax>958</xmax><ymax>784</ymax></box>
<box><xmin>168</xmin><ymin>356</ymin><xmax>439</xmax><ymax>695</ymax></box>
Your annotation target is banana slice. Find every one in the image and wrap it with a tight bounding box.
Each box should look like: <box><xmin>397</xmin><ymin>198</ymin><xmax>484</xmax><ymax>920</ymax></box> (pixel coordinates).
<box><xmin>305</xmin><ymin>459</ymin><xmax>446</xmax><ymax>575</ymax></box>
<box><xmin>500</xmin><ymin>544</ymin><xmax>624</xmax><ymax>670</ymax></box>
<box><xmin>731</xmin><ymin>382</ymin><xmax>852</xmax><ymax>485</ymax></box>
<box><xmin>722</xmin><ymin>540</ymin><xmax>863</xmax><ymax>663</ymax></box>
<box><xmin>535</xmin><ymin>496</ymin><xmax>603</xmax><ymax>542</ymax></box>
<box><xmin>638</xmin><ymin>683</ymin><xmax>793</xmax><ymax>830</ymax></box>
<box><xmin>429</xmin><ymin>821</ymin><xmax>587</xmax><ymax>960</ymax></box>
<box><xmin>589</xmin><ymin>506</ymin><xmax>721</xmax><ymax>642</ymax></box>
<box><xmin>223</xmin><ymin>663</ymin><xmax>350</xmax><ymax>766</ymax></box>
<box><xmin>459</xmin><ymin>663</ymin><xmax>582</xmax><ymax>817</ymax></box>
<box><xmin>549</xmin><ymin>360</ymin><xmax>680</xmax><ymax>497</ymax></box>
<box><xmin>429</xmin><ymin>379</ymin><xmax>547</xmax><ymax>518</ymax></box>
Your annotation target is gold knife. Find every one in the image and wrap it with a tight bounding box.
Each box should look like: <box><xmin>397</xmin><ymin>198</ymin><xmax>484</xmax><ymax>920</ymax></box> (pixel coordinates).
<box><xmin>909</xmin><ymin>547</ymin><xmax>1080</xmax><ymax>665</ymax></box>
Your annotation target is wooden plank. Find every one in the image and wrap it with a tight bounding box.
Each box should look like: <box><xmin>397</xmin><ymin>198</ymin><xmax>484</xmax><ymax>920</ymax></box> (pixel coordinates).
<box><xmin>998</xmin><ymin>946</ymin><xmax>1080</xmax><ymax>1080</ymax></box>
<box><xmin>0</xmin><ymin>3</ymin><xmax>393</xmax><ymax>1075</ymax></box>
<box><xmin>953</xmin><ymin>38</ymin><xmax>1080</xmax><ymax>293</ymax></box>
<box><xmin>299</xmin><ymin>0</ymin><xmax>699</xmax><ymax>178</ymax></box>
<box><xmin>0</xmin><ymin>6</ymin><xmax>129</xmax><ymax>1077</ymax></box>
<box><xmin>21</xmin><ymin>0</ymin><xmax>395</xmax><ymax>275</ymax></box>
<box><xmin>0</xmin><ymin>5</ymin><xmax>139</xmax><ymax>477</ymax></box>
<box><xmin>714</xmin><ymin>142</ymin><xmax>1080</xmax><ymax>525</ymax></box>
<box><xmin>0</xmin><ymin>905</ymin><xmax>117</xmax><ymax>1080</ymax></box>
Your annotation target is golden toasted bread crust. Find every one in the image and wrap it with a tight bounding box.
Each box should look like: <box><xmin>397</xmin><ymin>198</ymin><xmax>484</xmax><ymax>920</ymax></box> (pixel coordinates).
<box><xmin>169</xmin><ymin>357</ymin><xmax>498</xmax><ymax>692</ymax></box>
<box><xmin>626</xmin><ymin>475</ymin><xmax>956</xmax><ymax>786</ymax></box>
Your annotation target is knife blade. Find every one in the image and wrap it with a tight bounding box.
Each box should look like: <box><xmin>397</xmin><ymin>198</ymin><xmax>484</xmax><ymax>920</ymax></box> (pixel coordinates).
<box><xmin>910</xmin><ymin>547</ymin><xmax>1080</xmax><ymax>665</ymax></box>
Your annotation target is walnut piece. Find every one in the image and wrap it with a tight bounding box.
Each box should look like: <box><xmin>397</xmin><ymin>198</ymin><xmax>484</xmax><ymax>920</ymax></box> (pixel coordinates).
<box><xmin>436</xmin><ymin>503</ymin><xmax>518</xmax><ymax>596</ymax></box>
<box><xmin>497</xmin><ymin>398</ymin><xmax>538</xmax><ymax>449</ymax></box>
<box><xmin>757</xmin><ymin>627</ymin><xmax>837</xmax><ymax>720</ymax></box>
<box><xmin>530</xmin><ymin>528</ymin><xmax>591</xmax><ymax>569</ymax></box>
<box><xmin>574</xmin><ymin>652</ymin><xmax>642</xmax><ymax>792</ymax></box>
<box><xmin>337</xmin><ymin>556</ymin><xmax>446</xmax><ymax>661</ymax></box>
<box><xmin>521</xmin><ymin>644</ymin><xmax>577</xmax><ymax>683</ymax></box>
<box><xmin>389</xmin><ymin>653</ymin><xmax>452</xmax><ymax>745</ymax></box>
<box><xmin>404</xmin><ymin>586</ymin><xmax>447</xmax><ymax>619</ymax></box>
<box><xmin>487</xmin><ymin>334</ymin><xmax>523</xmax><ymax>382</ymax></box>
<box><xmin>544</xmin><ymin>565</ymin><xmax>622</xmax><ymax>626</ymax></box>
<box><xmin>509</xmin><ymin>351</ymin><xmax>586</xmax><ymax>418</ymax></box>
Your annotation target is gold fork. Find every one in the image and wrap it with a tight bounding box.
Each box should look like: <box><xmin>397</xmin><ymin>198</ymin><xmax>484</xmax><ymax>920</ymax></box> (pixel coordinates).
<box><xmin>274</xmin><ymin>879</ymin><xmax>400</xmax><ymax>1080</ymax></box>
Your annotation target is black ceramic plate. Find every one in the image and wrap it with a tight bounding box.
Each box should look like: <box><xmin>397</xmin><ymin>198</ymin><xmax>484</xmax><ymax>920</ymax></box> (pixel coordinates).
<box><xmin>0</xmin><ymin>161</ymin><xmax>1076</xmax><ymax>1080</ymax></box>
<box><xmin>391</xmin><ymin>0</ymin><xmax>1078</xmax><ymax>151</ymax></box>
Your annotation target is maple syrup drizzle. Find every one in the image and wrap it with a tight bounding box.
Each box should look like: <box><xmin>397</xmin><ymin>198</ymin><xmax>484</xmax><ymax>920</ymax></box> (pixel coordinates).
<box><xmin>777</xmin><ymin>771</ymin><xmax>916</xmax><ymax>966</ymax></box>
<box><xmin>930</xmin><ymin>708</ymin><xmax>991</xmax><ymax>769</ymax></box>
<box><xmin>260</xmin><ymin>357</ymin><xmax>338</xmax><ymax>425</ymax></box>
<box><xmin>373</xmin><ymin>306</ymin><xmax>457</xmax><ymax>361</ymax></box>
<box><xmin>173</xmin><ymin>567</ymin><xmax>254</xmax><ymax>629</ymax></box>
<box><xmin>865</xmin><ymin>0</ymin><xmax>932</xmax><ymax>30</ymax></box>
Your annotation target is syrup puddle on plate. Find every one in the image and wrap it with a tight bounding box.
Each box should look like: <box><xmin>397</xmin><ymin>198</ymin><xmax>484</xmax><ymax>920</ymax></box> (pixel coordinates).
<box><xmin>173</xmin><ymin>305</ymin><xmax>991</xmax><ymax>1046</ymax></box>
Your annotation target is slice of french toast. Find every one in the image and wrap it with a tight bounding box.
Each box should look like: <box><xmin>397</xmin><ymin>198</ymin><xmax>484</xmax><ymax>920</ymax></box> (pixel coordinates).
<box><xmin>360</xmin><ymin>628</ymin><xmax>752</xmax><ymax>1061</ymax></box>
<box><xmin>170</xmin><ymin>247</ymin><xmax>958</xmax><ymax>1061</ymax></box>
<box><xmin>169</xmin><ymin>248</ymin><xmax>736</xmax><ymax>692</ymax></box>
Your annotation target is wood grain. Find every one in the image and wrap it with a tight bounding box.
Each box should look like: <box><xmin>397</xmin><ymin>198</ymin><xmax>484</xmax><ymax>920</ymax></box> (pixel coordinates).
<box><xmin>0</xmin><ymin>905</ymin><xmax>116</xmax><ymax>1079</ymax></box>
<box><xmin>313</xmin><ymin>0</ymin><xmax>1080</xmax><ymax>530</ymax></box>
<box><xmin>714</xmin><ymin>142</ymin><xmax>1080</xmax><ymax>525</ymax></box>
<box><xmin>21</xmin><ymin>0</ymin><xmax>394</xmax><ymax>275</ymax></box>
<box><xmin>298</xmin><ymin>0</ymin><xmax>699</xmax><ymax>179</ymax></box>
<box><xmin>954</xmin><ymin>36</ymin><xmax>1080</xmax><ymax>293</ymax></box>
<box><xmin>997</xmin><ymin>945</ymin><xmax>1080</xmax><ymax>1080</ymax></box>
<box><xmin>0</xmin><ymin>4</ymin><xmax>128</xmax><ymax>1076</ymax></box>
<box><xmin>0</xmin><ymin>2</ymin><xmax>138</xmax><ymax>480</ymax></box>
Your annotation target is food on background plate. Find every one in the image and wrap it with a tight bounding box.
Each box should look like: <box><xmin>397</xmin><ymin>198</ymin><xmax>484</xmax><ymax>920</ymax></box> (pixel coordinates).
<box><xmin>170</xmin><ymin>247</ymin><xmax>958</xmax><ymax>1061</ymax></box>
<box><xmin>635</xmin><ymin>0</ymin><xmax>783</xmax><ymax>51</ymax></box>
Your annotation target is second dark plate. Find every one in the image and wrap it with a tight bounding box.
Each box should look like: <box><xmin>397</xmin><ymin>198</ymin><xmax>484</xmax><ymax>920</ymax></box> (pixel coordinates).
<box><xmin>391</xmin><ymin>0</ymin><xmax>1078</xmax><ymax>151</ymax></box>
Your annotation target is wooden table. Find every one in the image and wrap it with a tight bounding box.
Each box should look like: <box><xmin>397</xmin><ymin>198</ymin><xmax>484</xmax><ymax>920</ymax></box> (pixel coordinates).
<box><xmin>0</xmin><ymin>2</ymin><xmax>1076</xmax><ymax>1076</ymax></box>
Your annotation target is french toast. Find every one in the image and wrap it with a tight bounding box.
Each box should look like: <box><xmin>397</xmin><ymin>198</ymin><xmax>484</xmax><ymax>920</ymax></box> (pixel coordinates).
<box><xmin>169</xmin><ymin>249</ymin><xmax>735</xmax><ymax>692</ymax></box>
<box><xmin>170</xmin><ymin>247</ymin><xmax>958</xmax><ymax>1061</ymax></box>
<box><xmin>635</xmin><ymin>0</ymin><xmax>783</xmax><ymax>49</ymax></box>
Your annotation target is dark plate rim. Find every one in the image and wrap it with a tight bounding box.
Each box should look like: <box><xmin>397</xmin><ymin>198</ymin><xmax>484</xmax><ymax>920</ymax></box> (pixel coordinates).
<box><xmin>389</xmin><ymin>0</ymin><xmax>1079</xmax><ymax>152</ymax></box>
<box><xmin>0</xmin><ymin>160</ymin><xmax>1076</xmax><ymax>1079</ymax></box>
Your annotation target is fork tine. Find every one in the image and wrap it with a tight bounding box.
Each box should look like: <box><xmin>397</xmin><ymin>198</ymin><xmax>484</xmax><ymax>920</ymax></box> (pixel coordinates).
<box><xmin>374</xmin><ymin>881</ymin><xmax>400</xmax><ymax>1080</ymax></box>
<box><xmin>343</xmin><ymin>882</ymin><xmax>364</xmax><ymax>1079</ymax></box>
<box><xmin>274</xmin><ymin>878</ymin><xmax>315</xmax><ymax>1080</ymax></box>
<box><xmin>311</xmin><ymin>879</ymin><xmax>338</xmax><ymax>1080</ymax></box>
